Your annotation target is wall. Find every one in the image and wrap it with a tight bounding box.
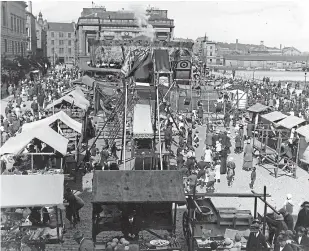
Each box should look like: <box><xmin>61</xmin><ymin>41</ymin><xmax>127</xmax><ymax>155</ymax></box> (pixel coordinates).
<box><xmin>1</xmin><ymin>1</ymin><xmax>28</xmax><ymax>58</ymax></box>
<box><xmin>47</xmin><ymin>29</ymin><xmax>75</xmax><ymax>64</ymax></box>
<box><xmin>26</xmin><ymin>12</ymin><xmax>37</xmax><ymax>55</ymax></box>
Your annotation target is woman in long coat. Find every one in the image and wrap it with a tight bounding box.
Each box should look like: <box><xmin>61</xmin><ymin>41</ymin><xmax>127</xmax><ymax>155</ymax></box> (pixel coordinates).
<box><xmin>243</xmin><ymin>140</ymin><xmax>254</xmax><ymax>171</ymax></box>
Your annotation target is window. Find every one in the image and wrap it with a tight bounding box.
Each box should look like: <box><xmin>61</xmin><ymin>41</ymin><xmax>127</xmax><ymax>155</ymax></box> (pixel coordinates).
<box><xmin>68</xmin><ymin>48</ymin><xmax>71</xmax><ymax>54</ymax></box>
<box><xmin>68</xmin><ymin>33</ymin><xmax>71</xmax><ymax>38</ymax></box>
<box><xmin>12</xmin><ymin>41</ymin><xmax>14</xmax><ymax>54</ymax></box>
<box><xmin>51</xmin><ymin>40</ymin><xmax>54</xmax><ymax>45</ymax></box>
<box><xmin>59</xmin><ymin>32</ymin><xmax>63</xmax><ymax>38</ymax></box>
<box><xmin>11</xmin><ymin>16</ymin><xmax>13</xmax><ymax>30</ymax></box>
<box><xmin>14</xmin><ymin>17</ymin><xmax>16</xmax><ymax>32</ymax></box>
<box><xmin>51</xmin><ymin>48</ymin><xmax>54</xmax><ymax>54</ymax></box>
<box><xmin>68</xmin><ymin>40</ymin><xmax>71</xmax><ymax>46</ymax></box>
<box><xmin>51</xmin><ymin>32</ymin><xmax>54</xmax><ymax>37</ymax></box>
<box><xmin>210</xmin><ymin>52</ymin><xmax>212</xmax><ymax>56</ymax></box>
<box><xmin>59</xmin><ymin>40</ymin><xmax>64</xmax><ymax>45</ymax></box>
<box><xmin>2</xmin><ymin>4</ymin><xmax>6</xmax><ymax>26</ymax></box>
<box><xmin>4</xmin><ymin>39</ymin><xmax>7</xmax><ymax>52</ymax></box>
<box><xmin>210</xmin><ymin>46</ymin><xmax>212</xmax><ymax>50</ymax></box>
<box><xmin>209</xmin><ymin>59</ymin><xmax>212</xmax><ymax>62</ymax></box>
<box><xmin>59</xmin><ymin>48</ymin><xmax>64</xmax><ymax>54</ymax></box>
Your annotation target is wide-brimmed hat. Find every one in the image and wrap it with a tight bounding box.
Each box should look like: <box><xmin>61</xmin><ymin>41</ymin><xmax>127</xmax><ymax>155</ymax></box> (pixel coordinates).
<box><xmin>250</xmin><ymin>223</ymin><xmax>260</xmax><ymax>232</ymax></box>
<box><xmin>223</xmin><ymin>238</ymin><xmax>234</xmax><ymax>248</ymax></box>
<box><xmin>73</xmin><ymin>231</ymin><xmax>84</xmax><ymax>240</ymax></box>
<box><xmin>301</xmin><ymin>201</ymin><xmax>309</xmax><ymax>207</ymax></box>
<box><xmin>274</xmin><ymin>213</ymin><xmax>284</xmax><ymax>221</ymax></box>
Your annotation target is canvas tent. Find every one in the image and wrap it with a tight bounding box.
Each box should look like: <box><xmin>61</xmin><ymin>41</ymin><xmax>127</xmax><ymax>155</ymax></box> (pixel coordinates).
<box><xmin>276</xmin><ymin>116</ymin><xmax>306</xmax><ymax>129</ymax></box>
<box><xmin>296</xmin><ymin>125</ymin><xmax>309</xmax><ymax>139</ymax></box>
<box><xmin>261</xmin><ymin>111</ymin><xmax>287</xmax><ymax>123</ymax></box>
<box><xmin>247</xmin><ymin>103</ymin><xmax>270</xmax><ymax>113</ymax></box>
<box><xmin>1</xmin><ymin>174</ymin><xmax>64</xmax><ymax>208</ymax></box>
<box><xmin>73</xmin><ymin>75</ymin><xmax>95</xmax><ymax>88</ymax></box>
<box><xmin>21</xmin><ymin>111</ymin><xmax>82</xmax><ymax>133</ymax></box>
<box><xmin>133</xmin><ymin>104</ymin><xmax>153</xmax><ymax>138</ymax></box>
<box><xmin>228</xmin><ymin>89</ymin><xmax>247</xmax><ymax>110</ymax></box>
<box><xmin>45</xmin><ymin>92</ymin><xmax>89</xmax><ymax>111</ymax></box>
<box><xmin>0</xmin><ymin>126</ymin><xmax>69</xmax><ymax>156</ymax></box>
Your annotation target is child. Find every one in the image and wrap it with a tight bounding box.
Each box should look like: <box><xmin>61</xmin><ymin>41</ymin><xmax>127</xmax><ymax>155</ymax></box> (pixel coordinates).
<box><xmin>227</xmin><ymin>166</ymin><xmax>235</xmax><ymax>187</ymax></box>
<box><xmin>193</xmin><ymin>130</ymin><xmax>200</xmax><ymax>148</ymax></box>
<box><xmin>249</xmin><ymin>166</ymin><xmax>256</xmax><ymax>189</ymax></box>
<box><xmin>215</xmin><ymin>160</ymin><xmax>221</xmax><ymax>183</ymax></box>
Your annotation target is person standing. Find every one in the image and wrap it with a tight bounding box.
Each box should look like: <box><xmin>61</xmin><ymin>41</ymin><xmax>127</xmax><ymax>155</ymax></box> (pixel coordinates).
<box><xmin>295</xmin><ymin>202</ymin><xmax>309</xmax><ymax>230</ymax></box>
<box><xmin>243</xmin><ymin>140</ymin><xmax>254</xmax><ymax>171</ymax></box>
<box><xmin>283</xmin><ymin>194</ymin><xmax>294</xmax><ymax>215</ymax></box>
<box><xmin>246</xmin><ymin>221</ymin><xmax>269</xmax><ymax>251</ymax></box>
<box><xmin>31</xmin><ymin>99</ymin><xmax>39</xmax><ymax>117</ymax></box>
<box><xmin>249</xmin><ymin>166</ymin><xmax>256</xmax><ymax>189</ymax></box>
<box><xmin>73</xmin><ymin>231</ymin><xmax>95</xmax><ymax>251</ymax></box>
<box><xmin>278</xmin><ymin>208</ymin><xmax>294</xmax><ymax>231</ymax></box>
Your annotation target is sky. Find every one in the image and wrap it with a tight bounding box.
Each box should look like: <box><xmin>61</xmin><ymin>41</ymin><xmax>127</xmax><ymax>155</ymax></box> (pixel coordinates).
<box><xmin>31</xmin><ymin>0</ymin><xmax>309</xmax><ymax>52</ymax></box>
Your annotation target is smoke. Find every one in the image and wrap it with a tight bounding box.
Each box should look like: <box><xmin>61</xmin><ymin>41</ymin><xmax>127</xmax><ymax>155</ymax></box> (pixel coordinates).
<box><xmin>128</xmin><ymin>5</ymin><xmax>156</xmax><ymax>41</ymax></box>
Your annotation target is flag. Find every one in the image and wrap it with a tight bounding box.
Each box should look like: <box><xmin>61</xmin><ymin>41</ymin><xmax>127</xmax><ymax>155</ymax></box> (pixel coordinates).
<box><xmin>121</xmin><ymin>49</ymin><xmax>131</xmax><ymax>77</ymax></box>
<box><xmin>134</xmin><ymin>53</ymin><xmax>153</xmax><ymax>82</ymax></box>
<box><xmin>126</xmin><ymin>48</ymin><xmax>150</xmax><ymax>78</ymax></box>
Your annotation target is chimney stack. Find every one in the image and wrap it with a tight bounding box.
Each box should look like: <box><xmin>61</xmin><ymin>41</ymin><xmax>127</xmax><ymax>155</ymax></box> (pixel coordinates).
<box><xmin>28</xmin><ymin>1</ymin><xmax>32</xmax><ymax>13</ymax></box>
<box><xmin>236</xmin><ymin>39</ymin><xmax>238</xmax><ymax>51</ymax></box>
<box><xmin>280</xmin><ymin>44</ymin><xmax>282</xmax><ymax>50</ymax></box>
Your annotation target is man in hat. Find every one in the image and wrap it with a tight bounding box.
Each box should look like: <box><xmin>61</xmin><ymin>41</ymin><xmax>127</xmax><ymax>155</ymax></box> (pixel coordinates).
<box><xmin>295</xmin><ymin>201</ymin><xmax>309</xmax><ymax>230</ymax></box>
<box><xmin>266</xmin><ymin>213</ymin><xmax>288</xmax><ymax>245</ymax></box>
<box><xmin>278</xmin><ymin>208</ymin><xmax>294</xmax><ymax>231</ymax></box>
<box><xmin>294</xmin><ymin>226</ymin><xmax>309</xmax><ymax>249</ymax></box>
<box><xmin>73</xmin><ymin>231</ymin><xmax>95</xmax><ymax>251</ymax></box>
<box><xmin>246</xmin><ymin>221</ymin><xmax>268</xmax><ymax>251</ymax></box>
<box><xmin>274</xmin><ymin>234</ymin><xmax>294</xmax><ymax>251</ymax></box>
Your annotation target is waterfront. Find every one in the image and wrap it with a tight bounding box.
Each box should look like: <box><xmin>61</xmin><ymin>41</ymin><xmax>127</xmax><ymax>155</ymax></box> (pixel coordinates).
<box><xmin>226</xmin><ymin>70</ymin><xmax>308</xmax><ymax>82</ymax></box>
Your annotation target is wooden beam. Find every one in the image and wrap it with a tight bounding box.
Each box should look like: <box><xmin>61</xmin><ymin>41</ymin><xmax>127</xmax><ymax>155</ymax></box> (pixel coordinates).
<box><xmin>185</xmin><ymin>192</ymin><xmax>271</xmax><ymax>198</ymax></box>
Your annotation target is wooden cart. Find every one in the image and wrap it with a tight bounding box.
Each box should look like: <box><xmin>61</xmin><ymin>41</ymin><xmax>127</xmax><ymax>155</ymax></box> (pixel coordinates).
<box><xmin>183</xmin><ymin>186</ymin><xmax>274</xmax><ymax>251</ymax></box>
<box><xmin>91</xmin><ymin>170</ymin><xmax>186</xmax><ymax>250</ymax></box>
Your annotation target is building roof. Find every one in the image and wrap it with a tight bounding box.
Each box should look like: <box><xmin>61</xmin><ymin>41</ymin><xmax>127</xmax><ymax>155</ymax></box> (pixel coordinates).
<box><xmin>224</xmin><ymin>54</ymin><xmax>308</xmax><ymax>62</ymax></box>
<box><xmin>92</xmin><ymin>171</ymin><xmax>186</xmax><ymax>203</ymax></box>
<box><xmin>282</xmin><ymin>47</ymin><xmax>301</xmax><ymax>53</ymax></box>
<box><xmin>47</xmin><ymin>22</ymin><xmax>75</xmax><ymax>32</ymax></box>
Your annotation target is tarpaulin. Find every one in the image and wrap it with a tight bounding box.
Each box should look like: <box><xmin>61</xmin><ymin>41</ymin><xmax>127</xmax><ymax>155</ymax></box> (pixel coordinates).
<box><xmin>1</xmin><ymin>175</ymin><xmax>64</xmax><ymax>208</ymax></box>
<box><xmin>153</xmin><ymin>49</ymin><xmax>170</xmax><ymax>72</ymax></box>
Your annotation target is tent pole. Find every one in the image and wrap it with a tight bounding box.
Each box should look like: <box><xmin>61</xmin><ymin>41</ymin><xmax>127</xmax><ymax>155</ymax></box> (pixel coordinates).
<box><xmin>295</xmin><ymin>137</ymin><xmax>300</xmax><ymax>178</ymax></box>
<box><xmin>157</xmin><ymin>83</ymin><xmax>163</xmax><ymax>170</ymax></box>
<box><xmin>55</xmin><ymin>206</ymin><xmax>60</xmax><ymax>241</ymax></box>
<box><xmin>263</xmin><ymin>186</ymin><xmax>267</xmax><ymax>235</ymax></box>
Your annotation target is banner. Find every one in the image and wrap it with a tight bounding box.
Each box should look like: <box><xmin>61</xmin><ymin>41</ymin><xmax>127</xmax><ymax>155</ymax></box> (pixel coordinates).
<box><xmin>121</xmin><ymin>49</ymin><xmax>131</xmax><ymax>77</ymax></box>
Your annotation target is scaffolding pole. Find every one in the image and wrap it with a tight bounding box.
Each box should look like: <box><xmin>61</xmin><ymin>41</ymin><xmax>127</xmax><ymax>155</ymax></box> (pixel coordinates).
<box><xmin>156</xmin><ymin>74</ymin><xmax>163</xmax><ymax>170</ymax></box>
<box><xmin>123</xmin><ymin>79</ymin><xmax>128</xmax><ymax>170</ymax></box>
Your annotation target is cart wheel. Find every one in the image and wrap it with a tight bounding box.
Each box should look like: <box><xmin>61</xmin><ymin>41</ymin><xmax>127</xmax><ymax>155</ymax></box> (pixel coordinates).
<box><xmin>182</xmin><ymin>211</ymin><xmax>190</xmax><ymax>244</ymax></box>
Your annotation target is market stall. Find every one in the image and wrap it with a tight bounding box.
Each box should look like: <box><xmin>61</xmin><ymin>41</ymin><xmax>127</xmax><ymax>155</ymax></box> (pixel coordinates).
<box><xmin>247</xmin><ymin>103</ymin><xmax>271</xmax><ymax>126</ymax></box>
<box><xmin>92</xmin><ymin>170</ymin><xmax>186</xmax><ymax>250</ymax></box>
<box><xmin>0</xmin><ymin>126</ymin><xmax>69</xmax><ymax>174</ymax></box>
<box><xmin>296</xmin><ymin>124</ymin><xmax>309</xmax><ymax>172</ymax></box>
<box><xmin>182</xmin><ymin>185</ymin><xmax>273</xmax><ymax>251</ymax></box>
<box><xmin>1</xmin><ymin>174</ymin><xmax>65</xmax><ymax>250</ymax></box>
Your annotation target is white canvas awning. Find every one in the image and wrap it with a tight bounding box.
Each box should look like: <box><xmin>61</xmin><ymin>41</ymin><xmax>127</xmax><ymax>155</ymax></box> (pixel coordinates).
<box><xmin>0</xmin><ymin>126</ymin><xmax>69</xmax><ymax>156</ymax></box>
<box><xmin>133</xmin><ymin>104</ymin><xmax>153</xmax><ymax>138</ymax></box>
<box><xmin>296</xmin><ymin>125</ymin><xmax>309</xmax><ymax>139</ymax></box>
<box><xmin>261</xmin><ymin>111</ymin><xmax>287</xmax><ymax>123</ymax></box>
<box><xmin>22</xmin><ymin>111</ymin><xmax>82</xmax><ymax>134</ymax></box>
<box><xmin>1</xmin><ymin>175</ymin><xmax>64</xmax><ymax>208</ymax></box>
<box><xmin>276</xmin><ymin>116</ymin><xmax>306</xmax><ymax>129</ymax></box>
<box><xmin>45</xmin><ymin>94</ymin><xmax>89</xmax><ymax>111</ymax></box>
